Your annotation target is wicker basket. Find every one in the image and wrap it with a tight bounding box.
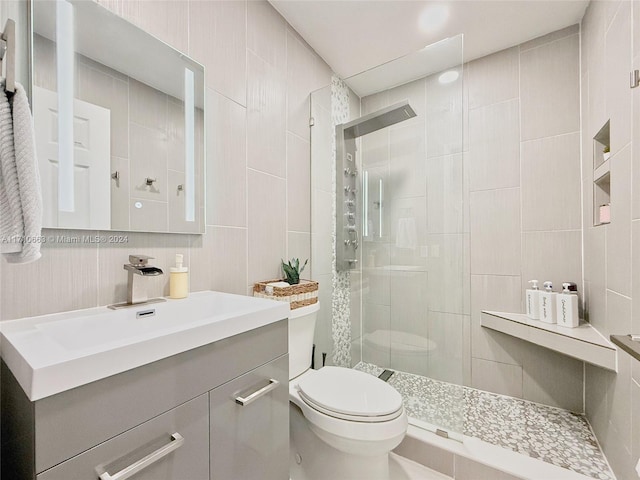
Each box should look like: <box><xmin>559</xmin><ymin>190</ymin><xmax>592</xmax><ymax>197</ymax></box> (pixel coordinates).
<box><xmin>253</xmin><ymin>279</ymin><xmax>318</xmax><ymax>310</ymax></box>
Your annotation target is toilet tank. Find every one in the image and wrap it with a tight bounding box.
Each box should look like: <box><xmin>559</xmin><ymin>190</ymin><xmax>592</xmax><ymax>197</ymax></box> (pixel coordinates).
<box><xmin>288</xmin><ymin>302</ymin><xmax>320</xmax><ymax>379</ymax></box>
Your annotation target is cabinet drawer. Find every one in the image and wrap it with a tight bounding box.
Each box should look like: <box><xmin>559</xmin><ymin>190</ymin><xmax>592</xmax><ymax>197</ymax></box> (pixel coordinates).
<box><xmin>210</xmin><ymin>354</ymin><xmax>288</xmax><ymax>480</ymax></box>
<box><xmin>37</xmin><ymin>394</ymin><xmax>209</xmax><ymax>480</ymax></box>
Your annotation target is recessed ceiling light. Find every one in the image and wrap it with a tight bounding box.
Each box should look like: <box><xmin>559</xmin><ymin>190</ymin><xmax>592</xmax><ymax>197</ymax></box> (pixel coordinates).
<box><xmin>438</xmin><ymin>70</ymin><xmax>459</xmax><ymax>84</ymax></box>
<box><xmin>419</xmin><ymin>4</ymin><xmax>449</xmax><ymax>32</ymax></box>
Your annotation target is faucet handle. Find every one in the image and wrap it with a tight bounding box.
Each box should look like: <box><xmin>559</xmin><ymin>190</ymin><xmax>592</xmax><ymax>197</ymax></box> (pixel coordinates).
<box><xmin>129</xmin><ymin>254</ymin><xmax>154</xmax><ymax>266</ymax></box>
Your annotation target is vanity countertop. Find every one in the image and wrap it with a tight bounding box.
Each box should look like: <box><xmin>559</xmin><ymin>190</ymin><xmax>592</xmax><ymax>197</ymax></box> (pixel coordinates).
<box><xmin>0</xmin><ymin>291</ymin><xmax>290</xmax><ymax>401</ymax></box>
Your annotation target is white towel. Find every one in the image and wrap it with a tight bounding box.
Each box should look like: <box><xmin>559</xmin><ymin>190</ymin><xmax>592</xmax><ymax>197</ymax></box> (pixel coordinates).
<box><xmin>0</xmin><ymin>82</ymin><xmax>42</xmax><ymax>264</ymax></box>
<box><xmin>395</xmin><ymin>217</ymin><xmax>417</xmax><ymax>249</ymax></box>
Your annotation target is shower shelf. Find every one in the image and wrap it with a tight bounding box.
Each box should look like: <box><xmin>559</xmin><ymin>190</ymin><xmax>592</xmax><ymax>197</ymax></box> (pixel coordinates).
<box><xmin>481</xmin><ymin>311</ymin><xmax>617</xmax><ymax>372</ymax></box>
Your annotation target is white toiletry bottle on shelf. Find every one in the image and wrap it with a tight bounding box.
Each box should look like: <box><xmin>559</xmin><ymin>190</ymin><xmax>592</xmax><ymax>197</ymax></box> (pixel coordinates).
<box><xmin>556</xmin><ymin>282</ymin><xmax>579</xmax><ymax>328</ymax></box>
<box><xmin>539</xmin><ymin>281</ymin><xmax>557</xmax><ymax>324</ymax></box>
<box><xmin>525</xmin><ymin>280</ymin><xmax>540</xmax><ymax>319</ymax></box>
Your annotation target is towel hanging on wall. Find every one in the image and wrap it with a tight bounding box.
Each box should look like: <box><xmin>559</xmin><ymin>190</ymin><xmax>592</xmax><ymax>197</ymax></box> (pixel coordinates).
<box><xmin>0</xmin><ymin>81</ymin><xmax>43</xmax><ymax>264</ymax></box>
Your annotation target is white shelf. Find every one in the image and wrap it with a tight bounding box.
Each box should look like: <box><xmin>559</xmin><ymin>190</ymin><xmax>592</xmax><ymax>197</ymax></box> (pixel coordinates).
<box><xmin>481</xmin><ymin>311</ymin><xmax>617</xmax><ymax>372</ymax></box>
<box><xmin>593</xmin><ymin>159</ymin><xmax>610</xmax><ymax>183</ymax></box>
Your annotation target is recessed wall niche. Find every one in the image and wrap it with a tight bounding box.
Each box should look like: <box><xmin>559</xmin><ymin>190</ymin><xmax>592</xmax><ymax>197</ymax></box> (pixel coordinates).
<box><xmin>593</xmin><ymin>121</ymin><xmax>610</xmax><ymax>226</ymax></box>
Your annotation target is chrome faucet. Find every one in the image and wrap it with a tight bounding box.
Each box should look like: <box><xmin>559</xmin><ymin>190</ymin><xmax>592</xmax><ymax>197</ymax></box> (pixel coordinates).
<box><xmin>124</xmin><ymin>254</ymin><xmax>163</xmax><ymax>305</ymax></box>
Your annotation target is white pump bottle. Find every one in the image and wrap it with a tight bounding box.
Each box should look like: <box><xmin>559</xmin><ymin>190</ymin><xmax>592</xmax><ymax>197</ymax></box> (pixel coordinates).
<box><xmin>525</xmin><ymin>280</ymin><xmax>540</xmax><ymax>319</ymax></box>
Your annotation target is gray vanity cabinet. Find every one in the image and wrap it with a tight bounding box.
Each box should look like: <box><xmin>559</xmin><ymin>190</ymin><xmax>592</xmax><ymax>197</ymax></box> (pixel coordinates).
<box><xmin>1</xmin><ymin>320</ymin><xmax>289</xmax><ymax>480</ymax></box>
<box><xmin>37</xmin><ymin>394</ymin><xmax>210</xmax><ymax>480</ymax></box>
<box><xmin>210</xmin><ymin>354</ymin><xmax>289</xmax><ymax>480</ymax></box>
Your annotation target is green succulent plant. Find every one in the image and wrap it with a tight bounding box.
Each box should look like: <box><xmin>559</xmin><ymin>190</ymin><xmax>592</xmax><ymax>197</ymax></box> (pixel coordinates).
<box><xmin>281</xmin><ymin>258</ymin><xmax>308</xmax><ymax>285</ymax></box>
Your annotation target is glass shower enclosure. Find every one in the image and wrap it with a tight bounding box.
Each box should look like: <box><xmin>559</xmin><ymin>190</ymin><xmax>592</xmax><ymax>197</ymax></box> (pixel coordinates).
<box><xmin>310</xmin><ymin>35</ymin><xmax>465</xmax><ymax>440</ymax></box>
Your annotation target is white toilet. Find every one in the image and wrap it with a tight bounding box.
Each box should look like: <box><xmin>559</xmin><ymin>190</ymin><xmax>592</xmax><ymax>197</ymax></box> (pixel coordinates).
<box><xmin>288</xmin><ymin>301</ymin><xmax>408</xmax><ymax>480</ymax></box>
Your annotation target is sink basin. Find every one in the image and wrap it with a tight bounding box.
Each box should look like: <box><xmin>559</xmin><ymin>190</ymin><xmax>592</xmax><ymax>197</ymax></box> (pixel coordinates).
<box><xmin>1</xmin><ymin>291</ymin><xmax>290</xmax><ymax>401</ymax></box>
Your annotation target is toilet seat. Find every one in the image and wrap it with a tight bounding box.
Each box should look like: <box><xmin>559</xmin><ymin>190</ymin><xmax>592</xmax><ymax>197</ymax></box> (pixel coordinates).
<box><xmin>296</xmin><ymin>367</ymin><xmax>403</xmax><ymax>422</ymax></box>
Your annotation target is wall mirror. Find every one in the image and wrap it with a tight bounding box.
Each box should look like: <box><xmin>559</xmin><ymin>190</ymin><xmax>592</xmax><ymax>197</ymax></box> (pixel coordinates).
<box><xmin>30</xmin><ymin>0</ymin><xmax>205</xmax><ymax>234</ymax></box>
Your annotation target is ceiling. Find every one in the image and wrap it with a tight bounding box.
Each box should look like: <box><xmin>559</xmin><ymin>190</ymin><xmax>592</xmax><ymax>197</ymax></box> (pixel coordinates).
<box><xmin>269</xmin><ymin>1</ymin><xmax>589</xmax><ymax>80</ymax></box>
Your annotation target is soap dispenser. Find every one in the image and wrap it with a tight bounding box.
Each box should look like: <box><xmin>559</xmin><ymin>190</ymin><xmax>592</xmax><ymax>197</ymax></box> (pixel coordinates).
<box><xmin>525</xmin><ymin>280</ymin><xmax>540</xmax><ymax>319</ymax></box>
<box><xmin>169</xmin><ymin>254</ymin><xmax>189</xmax><ymax>299</ymax></box>
<box><xmin>539</xmin><ymin>281</ymin><xmax>557</xmax><ymax>324</ymax></box>
<box><xmin>556</xmin><ymin>282</ymin><xmax>579</xmax><ymax>328</ymax></box>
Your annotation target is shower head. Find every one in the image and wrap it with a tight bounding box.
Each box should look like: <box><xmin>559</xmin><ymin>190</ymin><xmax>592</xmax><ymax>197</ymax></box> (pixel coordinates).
<box><xmin>341</xmin><ymin>101</ymin><xmax>417</xmax><ymax>139</ymax></box>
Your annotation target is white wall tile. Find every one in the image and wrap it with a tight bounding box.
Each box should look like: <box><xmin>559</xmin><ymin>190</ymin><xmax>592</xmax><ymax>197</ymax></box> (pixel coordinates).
<box><xmin>191</xmin><ymin>226</ymin><xmax>247</xmax><ymax>295</ymax></box>
<box><xmin>585</xmin><ymin>363</ymin><xmax>612</xmax><ymax>442</ymax></box>
<box><xmin>470</xmin><ymin>188</ymin><xmax>521</xmax><ymax>275</ymax></box>
<box><xmin>426</xmin><ymin>234</ymin><xmax>467</xmax><ymax>315</ymax></box>
<box><xmin>313</xmin><ymin>273</ymin><xmax>333</xmax><ymax>369</ymax></box>
<box><xmin>111</xmin><ymin>156</ymin><xmax>130</xmax><ymax>230</ymax></box>
<box><xmin>428</xmin><ymin>312</ymin><xmax>466</xmax><ymax>384</ymax></box>
<box><xmin>606</xmin><ymin>145</ymin><xmax>632</xmax><ymax>297</ymax></box>
<box><xmin>521</xmin><ymin>230</ymin><xmax>583</xmax><ymax>297</ymax></box>
<box><xmin>471</xmin><ymin>358</ymin><xmax>523</xmax><ymax>398</ymax></box>
<box><xmin>129</xmin><ymin>199</ymin><xmax>168</xmax><ymax>232</ymax></box>
<box><xmin>116</xmin><ymin>0</ymin><xmax>189</xmax><ymax>53</ymax></box>
<box><xmin>362</xmin><ymin>303</ymin><xmax>392</xmax><ymax>368</ymax></box>
<box><xmin>287</xmin><ymin>31</ymin><xmax>323</xmax><ymax>141</ymax></box>
<box><xmin>189</xmin><ymin>0</ymin><xmax>247</xmax><ymax>106</ymax></box>
<box><xmin>206</xmin><ymin>89</ymin><xmax>247</xmax><ymax>228</ymax></box>
<box><xmin>287</xmin><ymin>133</ymin><xmax>311</xmax><ymax>232</ymax></box>
<box><xmin>1</xmin><ymin>230</ymin><xmax>98</xmax><ymax>320</ymax></box>
<box><xmin>585</xmin><ymin>3</ymin><xmax>607</xmax><ymax>137</ymax></box>
<box><xmin>633</xmin><ymin>55</ymin><xmax>640</xmax><ymax>220</ymax></box>
<box><xmin>247</xmin><ymin>170</ymin><xmax>287</xmax><ymax>284</ymax></box>
<box><xmin>468</xmin><ymin>99</ymin><xmax>520</xmax><ymax>191</ymax></box>
<box><xmin>633</xmin><ymin>221</ymin><xmax>640</xmax><ymax>359</ymax></box>
<box><xmin>520</xmin><ymin>34</ymin><xmax>580</xmax><ymax>140</ymax></box>
<box><xmin>521</xmin><ymin>133</ymin><xmax>582</xmax><ymax>231</ymax></box>
<box><xmin>426</xmin><ymin>154</ymin><xmax>463</xmax><ymax>235</ymax></box>
<box><xmin>310</xmin><ymin>95</ymin><xmax>333</xmax><ymax>193</ymax></box>
<box><xmin>632</xmin><ymin>379</ymin><xmax>640</xmax><ymax>463</ymax></box>
<box><xmin>425</xmin><ymin>70</ymin><xmax>464</xmax><ymax>158</ymax></box>
<box><xmin>520</xmin><ymin>342</ymin><xmax>584</xmax><ymax>412</ymax></box>
<box><xmin>311</xmin><ymin>189</ymin><xmax>333</xmax><ymax>277</ymax></box>
<box><xmin>287</xmin><ymin>231</ymin><xmax>311</xmax><ymax>269</ymax></box>
<box><xmin>389</xmin><ymin>122</ymin><xmax>426</xmax><ymax>199</ymax></box>
<box><xmin>470</xmin><ymin>274</ymin><xmax>523</xmax><ymax>366</ymax></box>
<box><xmin>605</xmin><ymin>1</ymin><xmax>632</xmax><ymax>155</ymax></box>
<box><xmin>129</xmin><ymin>124</ymin><xmax>168</xmax><ymax>203</ymax></box>
<box><xmin>247</xmin><ymin>0</ymin><xmax>286</xmax><ymax>72</ymax></box>
<box><xmin>468</xmin><ymin>47</ymin><xmax>519</xmax><ymax>109</ymax></box>
<box><xmin>247</xmin><ymin>52</ymin><xmax>287</xmax><ymax>178</ymax></box>
<box><xmin>519</xmin><ymin>24</ymin><xmax>579</xmax><ymax>52</ymax></box>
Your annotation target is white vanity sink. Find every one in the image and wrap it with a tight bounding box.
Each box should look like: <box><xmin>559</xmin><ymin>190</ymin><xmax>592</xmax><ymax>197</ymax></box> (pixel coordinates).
<box><xmin>0</xmin><ymin>291</ymin><xmax>290</xmax><ymax>401</ymax></box>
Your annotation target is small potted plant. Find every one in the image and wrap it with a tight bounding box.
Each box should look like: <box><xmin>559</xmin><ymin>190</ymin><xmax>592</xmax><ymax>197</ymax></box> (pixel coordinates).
<box><xmin>603</xmin><ymin>145</ymin><xmax>610</xmax><ymax>161</ymax></box>
<box><xmin>253</xmin><ymin>258</ymin><xmax>318</xmax><ymax>310</ymax></box>
<box><xmin>281</xmin><ymin>257</ymin><xmax>308</xmax><ymax>285</ymax></box>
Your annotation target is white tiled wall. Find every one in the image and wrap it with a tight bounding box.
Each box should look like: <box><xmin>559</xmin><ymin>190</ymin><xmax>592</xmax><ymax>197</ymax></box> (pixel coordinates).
<box><xmin>467</xmin><ymin>26</ymin><xmax>584</xmax><ymax>411</ymax></box>
<box><xmin>582</xmin><ymin>2</ymin><xmax>640</xmax><ymax>478</ymax></box>
<box><xmin>0</xmin><ymin>0</ymin><xmax>331</xmax><ymax>320</ymax></box>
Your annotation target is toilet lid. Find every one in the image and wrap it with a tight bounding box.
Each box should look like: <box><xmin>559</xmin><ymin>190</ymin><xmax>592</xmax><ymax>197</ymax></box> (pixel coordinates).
<box><xmin>297</xmin><ymin>367</ymin><xmax>403</xmax><ymax>420</ymax></box>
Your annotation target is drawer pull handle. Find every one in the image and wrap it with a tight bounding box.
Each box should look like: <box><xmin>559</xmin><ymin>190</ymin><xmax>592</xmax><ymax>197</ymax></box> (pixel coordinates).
<box><xmin>97</xmin><ymin>432</ymin><xmax>184</xmax><ymax>480</ymax></box>
<box><xmin>235</xmin><ymin>378</ymin><xmax>280</xmax><ymax>406</ymax></box>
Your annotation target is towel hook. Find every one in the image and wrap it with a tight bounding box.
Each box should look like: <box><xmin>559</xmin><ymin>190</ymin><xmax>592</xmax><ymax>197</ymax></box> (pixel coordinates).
<box><xmin>0</xmin><ymin>19</ymin><xmax>16</xmax><ymax>94</ymax></box>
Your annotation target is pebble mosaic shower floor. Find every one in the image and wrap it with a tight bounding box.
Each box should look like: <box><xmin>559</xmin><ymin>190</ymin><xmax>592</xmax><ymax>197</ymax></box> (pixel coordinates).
<box><xmin>354</xmin><ymin>362</ymin><xmax>613</xmax><ymax>480</ymax></box>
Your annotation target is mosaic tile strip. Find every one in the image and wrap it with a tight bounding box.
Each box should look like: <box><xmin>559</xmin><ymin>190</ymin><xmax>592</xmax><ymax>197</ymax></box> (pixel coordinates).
<box><xmin>330</xmin><ymin>75</ymin><xmax>351</xmax><ymax>368</ymax></box>
<box><xmin>354</xmin><ymin>362</ymin><xmax>613</xmax><ymax>480</ymax></box>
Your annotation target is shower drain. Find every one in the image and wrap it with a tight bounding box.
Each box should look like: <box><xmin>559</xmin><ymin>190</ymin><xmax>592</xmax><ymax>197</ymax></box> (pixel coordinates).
<box><xmin>378</xmin><ymin>369</ymin><xmax>395</xmax><ymax>382</ymax></box>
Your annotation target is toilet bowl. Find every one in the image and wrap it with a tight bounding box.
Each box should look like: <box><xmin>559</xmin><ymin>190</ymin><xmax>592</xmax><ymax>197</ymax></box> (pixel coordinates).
<box><xmin>288</xmin><ymin>302</ymin><xmax>408</xmax><ymax>480</ymax></box>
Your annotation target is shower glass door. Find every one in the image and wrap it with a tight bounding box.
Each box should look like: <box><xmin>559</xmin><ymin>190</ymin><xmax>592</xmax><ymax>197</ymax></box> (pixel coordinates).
<box><xmin>351</xmin><ymin>35</ymin><xmax>465</xmax><ymax>439</ymax></box>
